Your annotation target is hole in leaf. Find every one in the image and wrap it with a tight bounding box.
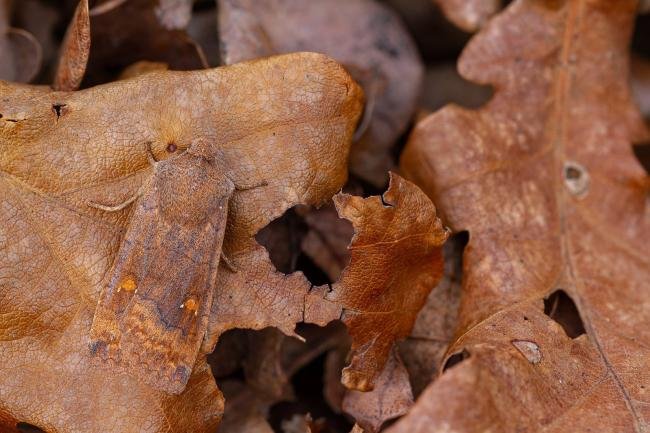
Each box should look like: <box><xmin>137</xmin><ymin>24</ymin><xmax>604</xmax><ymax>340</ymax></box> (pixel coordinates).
<box><xmin>52</xmin><ymin>103</ymin><xmax>66</xmax><ymax>119</ymax></box>
<box><xmin>255</xmin><ymin>205</ymin><xmax>347</xmax><ymax>285</ymax></box>
<box><xmin>564</xmin><ymin>165</ymin><xmax>582</xmax><ymax>180</ymax></box>
<box><xmin>544</xmin><ymin>290</ymin><xmax>586</xmax><ymax>338</ymax></box>
<box><xmin>442</xmin><ymin>348</ymin><xmax>470</xmax><ymax>372</ymax></box>
<box><xmin>563</xmin><ymin>161</ymin><xmax>589</xmax><ymax>196</ymax></box>
<box><xmin>633</xmin><ymin>142</ymin><xmax>650</xmax><ymax>173</ymax></box>
<box><xmin>17</xmin><ymin>423</ymin><xmax>46</xmax><ymax>433</ymax></box>
<box><xmin>255</xmin><ymin>207</ymin><xmax>308</xmax><ymax>275</ymax></box>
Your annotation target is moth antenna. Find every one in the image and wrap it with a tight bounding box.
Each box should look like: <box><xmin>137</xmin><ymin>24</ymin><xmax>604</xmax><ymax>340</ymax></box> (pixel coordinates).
<box><xmin>87</xmin><ymin>193</ymin><xmax>140</xmax><ymax>212</ymax></box>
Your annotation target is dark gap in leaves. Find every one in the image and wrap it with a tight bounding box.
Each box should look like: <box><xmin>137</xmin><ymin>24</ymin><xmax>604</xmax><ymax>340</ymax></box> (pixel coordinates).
<box><xmin>208</xmin><ymin>328</ymin><xmax>248</xmax><ymax>379</ymax></box>
<box><xmin>296</xmin><ymin>253</ymin><xmax>332</xmax><ymax>286</ymax></box>
<box><xmin>544</xmin><ymin>290</ymin><xmax>586</xmax><ymax>339</ymax></box>
<box><xmin>633</xmin><ymin>142</ymin><xmax>650</xmax><ymax>173</ymax></box>
<box><xmin>632</xmin><ymin>14</ymin><xmax>650</xmax><ymax>60</ymax></box>
<box><xmin>255</xmin><ymin>207</ymin><xmax>308</xmax><ymax>275</ymax></box>
<box><xmin>192</xmin><ymin>0</ymin><xmax>216</xmax><ymax>12</ymax></box>
<box><xmin>454</xmin><ymin>230</ymin><xmax>469</xmax><ymax>248</ymax></box>
<box><xmin>383</xmin><ymin>0</ymin><xmax>471</xmax><ymax>63</ymax></box>
<box><xmin>255</xmin><ymin>206</ymin><xmax>342</xmax><ymax>285</ymax></box>
<box><xmin>442</xmin><ymin>348</ymin><xmax>470</xmax><ymax>372</ymax></box>
<box><xmin>16</xmin><ymin>422</ymin><xmax>45</xmax><ymax>433</ymax></box>
<box><xmin>343</xmin><ymin>173</ymin><xmax>384</xmax><ymax>198</ymax></box>
<box><xmin>268</xmin><ymin>353</ymin><xmax>353</xmax><ymax>433</ymax></box>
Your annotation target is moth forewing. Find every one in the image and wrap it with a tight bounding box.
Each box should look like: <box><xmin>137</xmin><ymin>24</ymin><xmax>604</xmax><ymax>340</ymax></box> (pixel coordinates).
<box><xmin>89</xmin><ymin>150</ymin><xmax>234</xmax><ymax>394</ymax></box>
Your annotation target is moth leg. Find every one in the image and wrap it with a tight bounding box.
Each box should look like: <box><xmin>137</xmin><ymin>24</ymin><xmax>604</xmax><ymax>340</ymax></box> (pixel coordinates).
<box><xmin>220</xmin><ymin>253</ymin><xmax>238</xmax><ymax>273</ymax></box>
<box><xmin>87</xmin><ymin>142</ymin><xmax>158</xmax><ymax>212</ymax></box>
<box><xmin>87</xmin><ymin>192</ymin><xmax>141</xmax><ymax>212</ymax></box>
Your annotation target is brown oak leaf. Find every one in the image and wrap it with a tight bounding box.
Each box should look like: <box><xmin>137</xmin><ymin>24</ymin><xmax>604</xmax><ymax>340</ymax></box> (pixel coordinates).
<box><xmin>218</xmin><ymin>0</ymin><xmax>424</xmax><ymax>186</ymax></box>
<box><xmin>394</xmin><ymin>1</ymin><xmax>650</xmax><ymax>431</ymax></box>
<box><xmin>0</xmin><ymin>52</ymin><xmax>362</xmax><ymax>432</ymax></box>
<box><xmin>307</xmin><ymin>173</ymin><xmax>449</xmax><ymax>391</ymax></box>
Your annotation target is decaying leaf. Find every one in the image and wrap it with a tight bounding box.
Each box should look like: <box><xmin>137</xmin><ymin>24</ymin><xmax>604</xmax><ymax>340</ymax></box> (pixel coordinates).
<box><xmin>432</xmin><ymin>0</ymin><xmax>501</xmax><ymax>32</ymax></box>
<box><xmin>53</xmin><ymin>0</ymin><xmax>90</xmax><ymax>91</ymax></box>
<box><xmin>307</xmin><ymin>173</ymin><xmax>449</xmax><ymax>391</ymax></box>
<box><xmin>86</xmin><ymin>0</ymin><xmax>207</xmax><ymax>85</ymax></box>
<box><xmin>342</xmin><ymin>348</ymin><xmax>413</xmax><ymax>432</ymax></box>
<box><xmin>0</xmin><ymin>0</ymin><xmax>41</xmax><ymax>83</ymax></box>
<box><xmin>0</xmin><ymin>52</ymin><xmax>362</xmax><ymax>432</ymax></box>
<box><xmin>396</xmin><ymin>1</ymin><xmax>650</xmax><ymax>431</ymax></box>
<box><xmin>218</xmin><ymin>0</ymin><xmax>424</xmax><ymax>186</ymax></box>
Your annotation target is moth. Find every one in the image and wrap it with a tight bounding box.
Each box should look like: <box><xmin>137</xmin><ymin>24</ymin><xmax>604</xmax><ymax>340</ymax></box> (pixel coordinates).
<box><xmin>88</xmin><ymin>142</ymin><xmax>235</xmax><ymax>394</ymax></box>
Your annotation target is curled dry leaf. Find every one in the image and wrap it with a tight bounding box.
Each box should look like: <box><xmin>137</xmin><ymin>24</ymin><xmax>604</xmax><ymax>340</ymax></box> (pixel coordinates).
<box><xmin>218</xmin><ymin>0</ymin><xmax>424</xmax><ymax>186</ymax></box>
<box><xmin>0</xmin><ymin>0</ymin><xmax>41</xmax><ymax>83</ymax></box>
<box><xmin>432</xmin><ymin>0</ymin><xmax>501</xmax><ymax>32</ymax></box>
<box><xmin>395</xmin><ymin>1</ymin><xmax>650</xmax><ymax>431</ymax></box>
<box><xmin>0</xmin><ymin>52</ymin><xmax>362</xmax><ymax>432</ymax></box>
<box><xmin>307</xmin><ymin>173</ymin><xmax>449</xmax><ymax>391</ymax></box>
<box><xmin>53</xmin><ymin>0</ymin><xmax>90</xmax><ymax>91</ymax></box>
<box><xmin>342</xmin><ymin>348</ymin><xmax>413</xmax><ymax>433</ymax></box>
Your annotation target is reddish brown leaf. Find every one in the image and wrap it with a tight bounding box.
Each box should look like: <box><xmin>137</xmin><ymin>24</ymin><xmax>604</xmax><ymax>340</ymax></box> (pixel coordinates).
<box><xmin>0</xmin><ymin>52</ymin><xmax>362</xmax><ymax>432</ymax></box>
<box><xmin>395</xmin><ymin>1</ymin><xmax>650</xmax><ymax>431</ymax></box>
<box><xmin>218</xmin><ymin>0</ymin><xmax>424</xmax><ymax>186</ymax></box>
<box><xmin>53</xmin><ymin>0</ymin><xmax>90</xmax><ymax>91</ymax></box>
<box><xmin>342</xmin><ymin>349</ymin><xmax>413</xmax><ymax>432</ymax></box>
<box><xmin>397</xmin><ymin>235</ymin><xmax>463</xmax><ymax>396</ymax></box>
<box><xmin>307</xmin><ymin>173</ymin><xmax>449</xmax><ymax>391</ymax></box>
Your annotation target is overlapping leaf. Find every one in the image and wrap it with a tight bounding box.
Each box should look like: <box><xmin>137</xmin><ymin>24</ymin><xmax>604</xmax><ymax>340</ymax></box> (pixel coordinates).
<box><xmin>0</xmin><ymin>52</ymin><xmax>362</xmax><ymax>433</ymax></box>
<box><xmin>393</xmin><ymin>1</ymin><xmax>650</xmax><ymax>431</ymax></box>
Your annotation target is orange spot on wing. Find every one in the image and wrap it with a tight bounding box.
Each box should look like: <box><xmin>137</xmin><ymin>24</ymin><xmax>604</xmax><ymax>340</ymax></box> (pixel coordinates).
<box><xmin>118</xmin><ymin>276</ymin><xmax>137</xmax><ymax>292</ymax></box>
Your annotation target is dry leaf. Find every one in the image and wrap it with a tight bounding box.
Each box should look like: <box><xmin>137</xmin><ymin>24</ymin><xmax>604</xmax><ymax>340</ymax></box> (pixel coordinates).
<box><xmin>397</xmin><ymin>234</ymin><xmax>463</xmax><ymax>396</ymax></box>
<box><xmin>53</xmin><ymin>0</ymin><xmax>90</xmax><ymax>91</ymax></box>
<box><xmin>395</xmin><ymin>1</ymin><xmax>650</xmax><ymax>431</ymax></box>
<box><xmin>307</xmin><ymin>173</ymin><xmax>449</xmax><ymax>391</ymax></box>
<box><xmin>342</xmin><ymin>348</ymin><xmax>413</xmax><ymax>432</ymax></box>
<box><xmin>432</xmin><ymin>0</ymin><xmax>501</xmax><ymax>32</ymax></box>
<box><xmin>218</xmin><ymin>0</ymin><xmax>423</xmax><ymax>186</ymax></box>
<box><xmin>0</xmin><ymin>52</ymin><xmax>362</xmax><ymax>432</ymax></box>
<box><xmin>86</xmin><ymin>0</ymin><xmax>207</xmax><ymax>85</ymax></box>
<box><xmin>0</xmin><ymin>0</ymin><xmax>41</xmax><ymax>83</ymax></box>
